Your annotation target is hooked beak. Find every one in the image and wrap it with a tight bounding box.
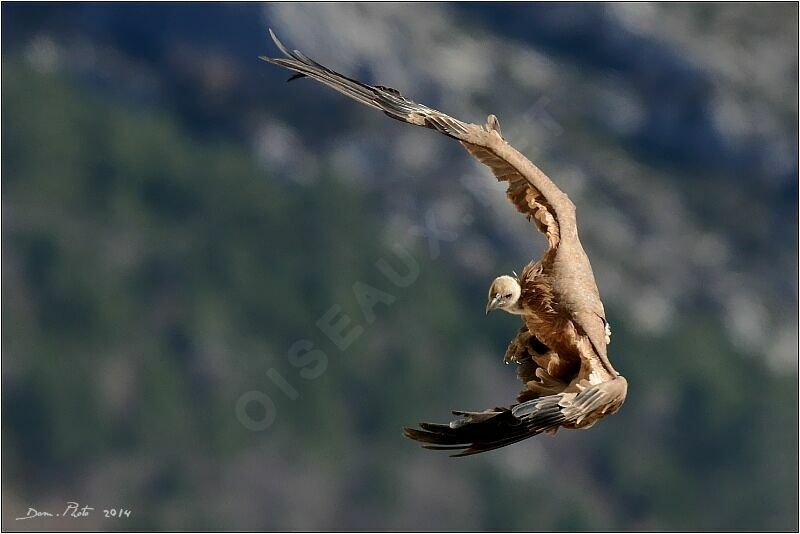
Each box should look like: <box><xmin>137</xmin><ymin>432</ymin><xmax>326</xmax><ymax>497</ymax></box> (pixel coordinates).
<box><xmin>485</xmin><ymin>295</ymin><xmax>501</xmax><ymax>315</ymax></box>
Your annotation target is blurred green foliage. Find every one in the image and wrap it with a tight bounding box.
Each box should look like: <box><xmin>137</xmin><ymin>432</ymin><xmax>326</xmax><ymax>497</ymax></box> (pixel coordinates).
<box><xmin>3</xmin><ymin>61</ymin><xmax>797</xmax><ymax>531</ymax></box>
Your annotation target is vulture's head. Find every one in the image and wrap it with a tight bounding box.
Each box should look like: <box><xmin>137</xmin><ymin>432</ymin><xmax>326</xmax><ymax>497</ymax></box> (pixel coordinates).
<box><xmin>485</xmin><ymin>275</ymin><xmax>522</xmax><ymax>315</ymax></box>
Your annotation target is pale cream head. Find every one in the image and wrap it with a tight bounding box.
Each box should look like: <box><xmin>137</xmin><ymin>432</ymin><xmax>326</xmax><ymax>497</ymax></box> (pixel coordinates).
<box><xmin>485</xmin><ymin>275</ymin><xmax>522</xmax><ymax>314</ymax></box>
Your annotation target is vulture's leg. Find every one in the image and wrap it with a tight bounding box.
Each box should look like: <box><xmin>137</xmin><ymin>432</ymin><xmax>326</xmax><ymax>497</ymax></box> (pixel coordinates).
<box><xmin>504</xmin><ymin>326</ymin><xmax>533</xmax><ymax>364</ymax></box>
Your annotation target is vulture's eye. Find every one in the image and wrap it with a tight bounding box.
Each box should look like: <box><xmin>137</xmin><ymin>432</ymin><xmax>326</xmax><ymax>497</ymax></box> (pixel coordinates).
<box><xmin>503</xmin><ymin>293</ymin><xmax>512</xmax><ymax>298</ymax></box>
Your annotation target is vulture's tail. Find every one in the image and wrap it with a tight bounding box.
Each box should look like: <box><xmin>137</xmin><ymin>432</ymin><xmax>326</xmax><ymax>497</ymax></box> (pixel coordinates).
<box><xmin>403</xmin><ymin>394</ymin><xmax>568</xmax><ymax>457</ymax></box>
<box><xmin>259</xmin><ymin>29</ymin><xmax>471</xmax><ymax>140</ymax></box>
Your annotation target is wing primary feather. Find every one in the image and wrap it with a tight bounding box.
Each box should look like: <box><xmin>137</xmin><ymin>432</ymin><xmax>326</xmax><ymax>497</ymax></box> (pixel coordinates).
<box><xmin>404</xmin><ymin>393</ymin><xmax>572</xmax><ymax>456</ymax></box>
<box><xmin>262</xmin><ymin>31</ymin><xmax>471</xmax><ymax>139</ymax></box>
<box><xmin>269</xmin><ymin>28</ymin><xmax>300</xmax><ymax>60</ymax></box>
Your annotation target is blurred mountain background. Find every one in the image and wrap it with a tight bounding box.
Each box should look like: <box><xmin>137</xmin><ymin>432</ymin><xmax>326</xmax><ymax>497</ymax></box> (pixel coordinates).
<box><xmin>2</xmin><ymin>2</ymin><xmax>798</xmax><ymax>531</ymax></box>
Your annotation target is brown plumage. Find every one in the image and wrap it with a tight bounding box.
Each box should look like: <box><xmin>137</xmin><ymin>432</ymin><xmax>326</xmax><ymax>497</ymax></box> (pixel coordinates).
<box><xmin>261</xmin><ymin>30</ymin><xmax>627</xmax><ymax>456</ymax></box>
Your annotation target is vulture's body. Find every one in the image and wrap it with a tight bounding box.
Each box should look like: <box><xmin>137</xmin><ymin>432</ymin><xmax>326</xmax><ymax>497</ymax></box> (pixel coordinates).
<box><xmin>262</xmin><ymin>31</ymin><xmax>627</xmax><ymax>456</ymax></box>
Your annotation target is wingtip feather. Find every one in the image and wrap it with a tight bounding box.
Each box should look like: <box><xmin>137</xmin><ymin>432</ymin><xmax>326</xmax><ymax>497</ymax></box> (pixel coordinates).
<box><xmin>269</xmin><ymin>28</ymin><xmax>294</xmax><ymax>59</ymax></box>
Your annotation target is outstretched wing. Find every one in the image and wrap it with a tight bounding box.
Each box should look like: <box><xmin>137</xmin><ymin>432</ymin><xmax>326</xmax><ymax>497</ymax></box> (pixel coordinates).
<box><xmin>261</xmin><ymin>30</ymin><xmax>577</xmax><ymax>251</ymax></box>
<box><xmin>402</xmin><ymin>323</ymin><xmax>626</xmax><ymax>456</ymax></box>
<box><xmin>403</xmin><ymin>376</ymin><xmax>627</xmax><ymax>457</ymax></box>
<box><xmin>403</xmin><ymin>395</ymin><xmax>568</xmax><ymax>457</ymax></box>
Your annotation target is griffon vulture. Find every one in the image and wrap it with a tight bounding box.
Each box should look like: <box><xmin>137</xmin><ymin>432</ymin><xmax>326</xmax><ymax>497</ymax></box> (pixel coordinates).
<box><xmin>261</xmin><ymin>30</ymin><xmax>627</xmax><ymax>456</ymax></box>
